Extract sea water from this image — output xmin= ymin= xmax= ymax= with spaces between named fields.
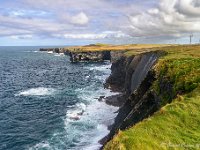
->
xmin=0 ymin=46 xmax=118 ymax=150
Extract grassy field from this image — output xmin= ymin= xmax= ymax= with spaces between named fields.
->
xmin=104 ymin=45 xmax=200 ymax=150
xmin=64 ymin=43 xmax=173 ymax=52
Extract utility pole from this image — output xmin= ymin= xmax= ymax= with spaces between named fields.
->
xmin=190 ymin=34 xmax=193 ymax=44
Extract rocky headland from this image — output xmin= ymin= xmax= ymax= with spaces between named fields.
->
xmin=40 ymin=44 xmax=200 ymax=149
xmin=39 ymin=44 xmax=167 ymax=63
xmin=104 ymin=44 xmax=200 ymax=149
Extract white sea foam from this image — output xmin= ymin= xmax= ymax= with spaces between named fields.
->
xmin=65 ymin=99 xmax=118 ymax=150
xmin=94 ymin=74 xmax=109 ymax=81
xmin=82 ymin=124 xmax=109 ymax=150
xmin=47 ymin=51 xmax=53 ymax=54
xmin=15 ymin=87 xmax=56 ymax=96
xmin=66 ymin=103 xmax=86 ymax=121
xmin=24 ymin=50 xmax=39 ymax=53
xmin=63 ymin=83 xmax=119 ymax=150
xmin=75 ymin=84 xmax=118 ymax=103
xmin=85 ymin=75 xmax=90 ymax=79
xmin=69 ymin=62 xmax=119 ymax=149
xmin=29 ymin=141 xmax=51 ymax=150
xmin=84 ymin=62 xmax=111 ymax=72
xmin=54 ymin=53 xmax=63 ymax=57
xmin=88 ymin=64 xmax=111 ymax=71
xmin=30 ymin=62 xmax=117 ymax=150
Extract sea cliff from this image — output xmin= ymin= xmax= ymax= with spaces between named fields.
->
xmin=102 ymin=50 xmax=166 ymax=145
xmin=104 ymin=45 xmax=200 ymax=149
xmin=39 ymin=44 xmax=169 ymax=63
xmin=40 ymin=44 xmax=200 ymax=149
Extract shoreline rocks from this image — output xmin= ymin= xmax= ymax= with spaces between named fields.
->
xmin=69 ymin=51 xmax=111 ymax=62
xmin=104 ymin=94 xmax=126 ymax=107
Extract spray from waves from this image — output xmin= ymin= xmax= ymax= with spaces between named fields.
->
xmin=15 ymin=87 xmax=56 ymax=96
xmin=29 ymin=96 xmax=117 ymax=150
xmin=75 ymin=83 xmax=118 ymax=103
xmin=29 ymin=62 xmax=118 ymax=150
xmin=66 ymin=103 xmax=86 ymax=121
xmin=84 ymin=62 xmax=112 ymax=82
xmin=23 ymin=51 xmax=39 ymax=53
xmin=63 ymin=62 xmax=119 ymax=149
xmin=62 ymin=85 xmax=119 ymax=150
xmin=31 ymin=142 xmax=51 ymax=150
xmin=85 ymin=63 xmax=111 ymax=72
xmin=54 ymin=53 xmax=65 ymax=57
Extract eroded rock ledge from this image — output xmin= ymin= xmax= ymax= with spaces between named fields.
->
xmin=40 ymin=47 xmax=126 ymax=63
xmin=68 ymin=51 xmax=111 ymax=62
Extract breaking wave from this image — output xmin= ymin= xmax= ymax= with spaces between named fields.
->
xmin=15 ymin=87 xmax=56 ymax=96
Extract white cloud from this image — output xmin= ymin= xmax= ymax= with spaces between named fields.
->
xmin=148 ymin=8 xmax=159 ymax=15
xmin=10 ymin=34 xmax=33 ymax=39
xmin=0 ymin=14 xmax=73 ymax=37
xmin=0 ymin=0 xmax=200 ymax=44
xmin=53 ymin=31 xmax=130 ymax=39
xmin=70 ymin=12 xmax=89 ymax=25
xmin=127 ymin=0 xmax=200 ymax=38
xmin=175 ymin=0 xmax=200 ymax=16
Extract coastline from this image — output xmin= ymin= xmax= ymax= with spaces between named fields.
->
xmin=39 ymin=45 xmax=165 ymax=149
xmin=38 ymin=44 xmax=200 ymax=150
xmin=39 ymin=48 xmax=125 ymax=149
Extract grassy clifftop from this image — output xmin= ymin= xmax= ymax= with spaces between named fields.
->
xmin=64 ymin=43 xmax=172 ymax=52
xmin=104 ymin=45 xmax=200 ymax=150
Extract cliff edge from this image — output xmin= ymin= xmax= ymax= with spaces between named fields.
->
xmin=104 ymin=45 xmax=200 ymax=150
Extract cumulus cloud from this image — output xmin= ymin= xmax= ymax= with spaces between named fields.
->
xmin=175 ymin=0 xmax=200 ymax=17
xmin=127 ymin=0 xmax=200 ymax=38
xmin=0 ymin=0 xmax=199 ymax=44
xmin=70 ymin=12 xmax=89 ymax=25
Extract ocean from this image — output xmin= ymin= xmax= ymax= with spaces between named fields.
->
xmin=0 ymin=46 xmax=118 ymax=150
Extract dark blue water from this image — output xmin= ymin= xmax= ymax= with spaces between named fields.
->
xmin=0 ymin=47 xmax=118 ymax=150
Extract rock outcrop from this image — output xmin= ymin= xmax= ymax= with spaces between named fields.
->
xmin=69 ymin=51 xmax=111 ymax=62
xmin=39 ymin=48 xmax=65 ymax=53
xmin=39 ymin=48 xmax=110 ymax=62
xmin=40 ymin=47 xmax=127 ymax=63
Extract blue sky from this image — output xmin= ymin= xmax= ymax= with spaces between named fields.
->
xmin=0 ymin=0 xmax=200 ymax=46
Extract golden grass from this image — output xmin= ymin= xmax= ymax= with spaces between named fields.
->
xmin=64 ymin=43 xmax=173 ymax=53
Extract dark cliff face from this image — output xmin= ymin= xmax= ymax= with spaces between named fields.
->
xmin=105 ymin=56 xmax=128 ymax=91
xmin=69 ymin=51 xmax=111 ymax=62
xmin=39 ymin=48 xmax=64 ymax=53
xmin=104 ymin=51 xmax=166 ymax=145
xmin=39 ymin=48 xmax=126 ymax=63
xmin=106 ymin=51 xmax=163 ymax=94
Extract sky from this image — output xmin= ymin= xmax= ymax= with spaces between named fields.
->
xmin=0 ymin=0 xmax=200 ymax=46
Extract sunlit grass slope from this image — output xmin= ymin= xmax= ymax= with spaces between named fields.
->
xmin=104 ymin=45 xmax=200 ymax=150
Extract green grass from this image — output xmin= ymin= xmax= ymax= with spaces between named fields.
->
xmin=104 ymin=45 xmax=200 ymax=150
xmin=104 ymin=91 xmax=200 ymax=150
